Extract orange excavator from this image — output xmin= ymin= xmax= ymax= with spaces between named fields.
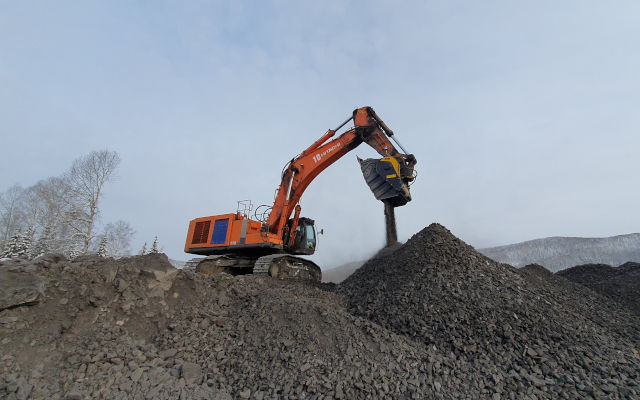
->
xmin=184 ymin=107 xmax=417 ymax=281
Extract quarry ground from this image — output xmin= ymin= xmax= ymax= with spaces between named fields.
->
xmin=1 ymin=224 xmax=639 ymax=399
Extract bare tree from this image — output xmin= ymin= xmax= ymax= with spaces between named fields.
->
xmin=65 ymin=150 xmax=121 ymax=254
xmin=0 ymin=184 xmax=26 ymax=248
xmin=32 ymin=177 xmax=75 ymax=253
xmin=102 ymin=220 xmax=135 ymax=257
xmin=20 ymin=186 xmax=45 ymax=243
xmin=32 ymin=177 xmax=70 ymax=229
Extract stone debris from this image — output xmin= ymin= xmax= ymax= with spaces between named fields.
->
xmin=1 ymin=225 xmax=639 ymax=399
xmin=339 ymin=224 xmax=640 ymax=398
xmin=557 ymin=261 xmax=640 ymax=315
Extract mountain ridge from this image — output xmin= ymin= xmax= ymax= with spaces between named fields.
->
xmin=479 ymin=232 xmax=640 ymax=272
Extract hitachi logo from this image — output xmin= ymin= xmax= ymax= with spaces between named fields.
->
xmin=312 ymin=142 xmax=341 ymax=163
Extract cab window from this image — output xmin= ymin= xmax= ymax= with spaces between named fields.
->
xmin=305 ymin=224 xmax=316 ymax=249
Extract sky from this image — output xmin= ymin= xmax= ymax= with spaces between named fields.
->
xmin=1 ymin=1 xmax=639 ymax=268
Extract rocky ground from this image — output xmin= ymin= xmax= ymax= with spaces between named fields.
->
xmin=557 ymin=262 xmax=640 ymax=316
xmin=1 ymin=224 xmax=639 ymax=399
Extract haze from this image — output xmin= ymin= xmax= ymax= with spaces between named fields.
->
xmin=2 ymin=1 xmax=639 ymax=268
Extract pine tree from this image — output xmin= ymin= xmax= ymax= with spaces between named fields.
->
xmin=21 ymin=229 xmax=33 ymax=259
xmin=1 ymin=232 xmax=29 ymax=259
xmin=32 ymin=224 xmax=53 ymax=259
xmin=65 ymin=240 xmax=81 ymax=259
xmin=97 ymin=235 xmax=108 ymax=257
xmin=150 ymin=236 xmax=160 ymax=254
xmin=1 ymin=232 xmax=20 ymax=259
xmin=68 ymin=247 xmax=81 ymax=259
xmin=139 ymin=242 xmax=147 ymax=255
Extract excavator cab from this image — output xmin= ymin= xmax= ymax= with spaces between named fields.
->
xmin=286 ymin=217 xmax=317 ymax=255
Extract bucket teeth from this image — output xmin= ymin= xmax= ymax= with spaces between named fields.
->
xmin=358 ymin=157 xmax=411 ymax=207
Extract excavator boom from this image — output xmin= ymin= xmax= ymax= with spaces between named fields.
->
xmin=265 ymin=107 xmax=416 ymax=240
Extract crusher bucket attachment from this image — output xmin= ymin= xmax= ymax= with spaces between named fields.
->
xmin=358 ymin=157 xmax=412 ymax=207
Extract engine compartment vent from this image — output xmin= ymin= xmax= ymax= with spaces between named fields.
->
xmin=192 ymin=221 xmax=211 ymax=244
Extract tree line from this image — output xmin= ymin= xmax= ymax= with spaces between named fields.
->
xmin=0 ymin=150 xmax=135 ymax=259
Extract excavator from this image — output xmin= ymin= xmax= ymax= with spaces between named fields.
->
xmin=184 ymin=106 xmax=417 ymax=282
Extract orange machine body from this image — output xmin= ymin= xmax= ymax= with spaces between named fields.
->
xmin=185 ymin=213 xmax=283 ymax=255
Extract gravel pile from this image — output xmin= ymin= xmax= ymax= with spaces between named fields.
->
xmin=1 ymin=253 xmax=442 ymax=399
xmin=2 ymin=224 xmax=639 ymax=399
xmin=339 ymin=224 xmax=640 ymax=399
xmin=557 ymin=262 xmax=640 ymax=316
xmin=0 ymin=254 xmax=189 ymax=400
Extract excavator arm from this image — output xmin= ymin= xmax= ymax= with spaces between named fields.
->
xmin=265 ymin=106 xmax=417 ymax=244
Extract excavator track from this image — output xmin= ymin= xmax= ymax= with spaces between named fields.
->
xmin=195 ymin=255 xmax=256 ymax=275
xmin=193 ymin=254 xmax=322 ymax=282
xmin=253 ymin=254 xmax=322 ymax=282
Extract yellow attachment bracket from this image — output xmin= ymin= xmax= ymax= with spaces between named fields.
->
xmin=380 ymin=156 xmax=401 ymax=176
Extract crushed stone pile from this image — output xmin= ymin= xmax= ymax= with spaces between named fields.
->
xmin=339 ymin=224 xmax=640 ymax=399
xmin=518 ymin=263 xmax=639 ymax=339
xmin=2 ymin=253 xmax=442 ymax=399
xmin=2 ymin=224 xmax=640 ymax=399
xmin=557 ymin=262 xmax=640 ymax=316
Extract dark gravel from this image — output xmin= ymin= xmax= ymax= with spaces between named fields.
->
xmin=1 ymin=254 xmax=441 ymax=399
xmin=557 ymin=262 xmax=640 ymax=316
xmin=2 ymin=224 xmax=639 ymax=399
xmin=339 ymin=223 xmax=640 ymax=399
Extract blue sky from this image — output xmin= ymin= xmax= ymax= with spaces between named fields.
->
xmin=1 ymin=1 xmax=639 ymax=267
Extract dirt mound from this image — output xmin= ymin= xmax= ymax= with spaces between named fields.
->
xmin=557 ymin=262 xmax=640 ymax=315
xmin=1 ymin=253 xmax=441 ymax=399
xmin=339 ymin=223 xmax=640 ymax=398
xmin=0 ymin=253 xmax=186 ymax=399
xmin=519 ymin=263 xmax=554 ymax=277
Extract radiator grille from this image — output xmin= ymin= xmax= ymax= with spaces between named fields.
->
xmin=192 ymin=221 xmax=211 ymax=244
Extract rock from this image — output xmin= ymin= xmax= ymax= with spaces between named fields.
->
xmin=131 ymin=368 xmax=144 ymax=382
xmin=115 ymin=278 xmax=129 ymax=293
xmin=16 ymin=379 xmax=33 ymax=399
xmin=160 ymin=349 xmax=178 ymax=359
xmin=180 ymin=362 xmax=202 ymax=385
xmin=65 ymin=388 xmax=83 ymax=400
xmin=0 ymin=267 xmax=44 ymax=310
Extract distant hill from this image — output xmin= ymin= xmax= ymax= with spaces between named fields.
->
xmin=480 ymin=233 xmax=640 ymax=272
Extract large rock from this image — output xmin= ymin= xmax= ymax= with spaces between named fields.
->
xmin=0 ymin=264 xmax=44 ymax=310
